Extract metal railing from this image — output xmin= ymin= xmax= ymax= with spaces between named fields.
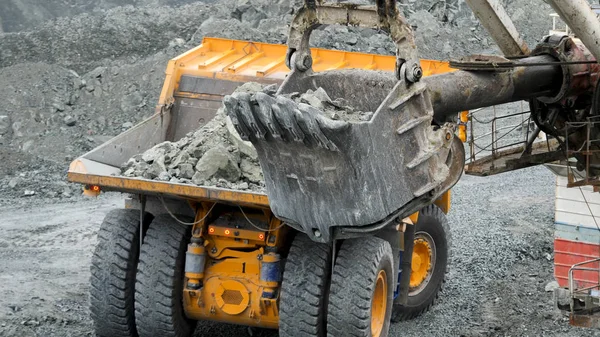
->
xmin=565 ymin=116 xmax=600 ymax=187
xmin=466 ymin=102 xmax=533 ymax=163
xmin=568 ymin=257 xmax=600 ymax=312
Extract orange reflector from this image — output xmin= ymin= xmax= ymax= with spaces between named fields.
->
xmin=224 ymin=229 xmax=231 ymax=235
xmin=460 ymin=111 xmax=469 ymax=123
xmin=209 ymin=227 xmax=215 ymax=234
xmin=83 ymin=184 xmax=101 ymax=197
xmin=458 ymin=125 xmax=467 ymax=142
xmin=259 ymin=234 xmax=265 ymax=240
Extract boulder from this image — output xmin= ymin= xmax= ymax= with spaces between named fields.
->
xmin=194 ymin=146 xmax=241 ymax=181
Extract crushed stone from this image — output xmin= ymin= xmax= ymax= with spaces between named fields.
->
xmin=1 ymin=2 xmax=598 ymax=337
xmin=121 ymin=83 xmax=372 ymax=190
xmin=121 ymin=109 xmax=265 ymax=192
xmin=284 ymin=87 xmax=373 ymax=122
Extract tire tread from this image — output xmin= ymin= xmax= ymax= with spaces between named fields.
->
xmin=391 ymin=204 xmax=450 ymax=322
xmin=135 ymin=214 xmax=196 ymax=337
xmin=327 ymin=237 xmax=394 ymax=337
xmin=279 ymin=234 xmax=331 ymax=337
xmin=90 ymin=209 xmax=146 ymax=337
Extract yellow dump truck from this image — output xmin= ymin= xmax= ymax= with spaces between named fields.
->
xmin=68 ymin=36 xmax=455 ymax=337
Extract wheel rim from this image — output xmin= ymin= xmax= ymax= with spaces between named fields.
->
xmin=409 ymin=232 xmax=436 ymax=296
xmin=371 ymin=270 xmax=387 ymax=337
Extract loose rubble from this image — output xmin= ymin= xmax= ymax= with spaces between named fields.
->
xmin=284 ymin=87 xmax=374 ymax=122
xmin=121 ymin=108 xmax=265 ymax=191
xmin=120 ymin=82 xmax=265 ymax=191
xmin=0 ymin=0 xmax=560 ymax=201
xmin=120 ymin=83 xmax=370 ymax=190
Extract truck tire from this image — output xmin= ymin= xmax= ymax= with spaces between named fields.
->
xmin=90 ymin=208 xmax=152 ymax=337
xmin=135 ymin=215 xmax=197 ymax=337
xmin=327 ymin=237 xmax=394 ymax=337
xmin=391 ymin=205 xmax=450 ymax=322
xmin=279 ymin=233 xmax=331 ymax=337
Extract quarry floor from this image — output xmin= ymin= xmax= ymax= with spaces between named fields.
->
xmin=0 ymin=166 xmax=595 ymax=337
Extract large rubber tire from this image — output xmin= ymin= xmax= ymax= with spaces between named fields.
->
xmin=135 ymin=214 xmax=197 ymax=337
xmin=391 ymin=204 xmax=450 ymax=322
xmin=279 ymin=233 xmax=332 ymax=337
xmin=90 ymin=208 xmax=152 ymax=337
xmin=327 ymin=237 xmax=394 ymax=337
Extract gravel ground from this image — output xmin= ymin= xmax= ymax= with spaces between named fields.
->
xmin=0 ymin=167 xmax=595 ymax=337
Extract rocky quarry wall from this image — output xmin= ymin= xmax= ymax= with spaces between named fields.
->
xmin=0 ymin=0 xmax=573 ymax=200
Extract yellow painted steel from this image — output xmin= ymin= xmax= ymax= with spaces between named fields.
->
xmin=434 ymin=191 xmax=451 ymax=214
xmin=410 ymin=238 xmax=433 ymax=289
xmin=157 ymin=37 xmax=455 ymax=106
xmin=458 ymin=111 xmax=469 ymax=142
xmin=408 ymin=212 xmax=419 ymax=224
xmin=208 ymin=225 xmax=266 ymax=242
xmin=191 ymin=202 xmax=215 ymax=237
xmin=371 ymin=270 xmax=388 ymax=337
xmin=408 ymin=190 xmax=451 ymax=226
xmin=183 ymin=209 xmax=285 ymax=329
xmin=69 ymin=37 xmax=456 ymax=209
xmin=82 ymin=184 xmax=101 ymax=197
xmin=68 ymin=171 xmax=271 ymax=208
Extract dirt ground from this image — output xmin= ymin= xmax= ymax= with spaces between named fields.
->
xmin=0 ymin=166 xmax=596 ymax=337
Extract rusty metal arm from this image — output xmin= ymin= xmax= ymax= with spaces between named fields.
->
xmin=286 ymin=0 xmax=422 ymax=82
xmin=465 ymin=0 xmax=529 ymax=56
xmin=547 ymin=0 xmax=600 ymax=62
xmin=426 ymin=55 xmax=563 ymax=122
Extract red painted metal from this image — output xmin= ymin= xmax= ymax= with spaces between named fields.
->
xmin=554 ymin=238 xmax=600 ymax=288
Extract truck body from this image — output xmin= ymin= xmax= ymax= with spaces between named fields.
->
xmin=69 ymin=36 xmax=454 ymax=334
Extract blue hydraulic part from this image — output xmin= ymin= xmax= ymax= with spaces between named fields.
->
xmin=260 ymin=252 xmax=281 ymax=299
xmin=394 ymin=251 xmax=403 ymax=299
xmin=260 ymin=253 xmax=282 ymax=283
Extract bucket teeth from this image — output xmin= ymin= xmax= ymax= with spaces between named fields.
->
xmin=223 ymin=91 xmax=347 ymax=151
xmin=233 ymin=92 xmax=267 ymax=139
xmin=296 ymin=103 xmax=339 ymax=151
xmin=223 ymin=95 xmax=251 ymax=141
xmin=273 ymin=96 xmax=305 ymax=142
xmin=254 ymin=92 xmax=283 ymax=139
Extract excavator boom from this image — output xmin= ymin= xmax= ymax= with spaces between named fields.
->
xmin=224 ymin=0 xmax=600 ymax=241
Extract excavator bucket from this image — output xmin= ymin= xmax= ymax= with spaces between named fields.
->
xmin=224 ymin=1 xmax=465 ymax=242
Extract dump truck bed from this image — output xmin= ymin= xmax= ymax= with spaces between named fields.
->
xmin=67 ymin=37 xmax=453 ymax=207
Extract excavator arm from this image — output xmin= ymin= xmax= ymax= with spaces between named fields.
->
xmin=223 ymin=0 xmax=600 ymax=242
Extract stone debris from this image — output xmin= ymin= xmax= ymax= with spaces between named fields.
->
xmin=283 ymin=87 xmax=373 ymax=122
xmin=120 ymin=83 xmax=265 ymax=191
xmin=7 ymin=178 xmax=19 ymax=189
xmin=544 ymin=280 xmax=559 ymax=292
xmin=0 ymin=115 xmax=10 ymax=135
xmin=64 ymin=116 xmax=76 ymax=127
xmin=121 ymin=83 xmax=369 ymax=191
xmin=23 ymin=190 xmax=36 ymax=197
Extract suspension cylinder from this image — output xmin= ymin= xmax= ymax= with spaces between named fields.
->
xmin=260 ymin=252 xmax=281 ymax=299
xmin=185 ymin=238 xmax=206 ymax=290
